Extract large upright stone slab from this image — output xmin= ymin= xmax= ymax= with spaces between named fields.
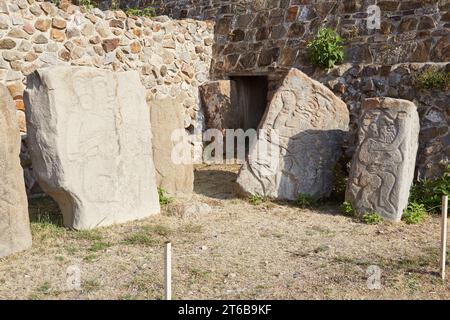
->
xmin=25 ymin=67 xmax=160 ymax=230
xmin=0 ymin=84 xmax=32 ymax=258
xmin=236 ymin=68 xmax=349 ymax=200
xmin=150 ymin=95 xmax=194 ymax=195
xmin=346 ymin=97 xmax=420 ymax=221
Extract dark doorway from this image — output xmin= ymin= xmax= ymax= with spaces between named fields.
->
xmin=229 ymin=76 xmax=268 ymax=130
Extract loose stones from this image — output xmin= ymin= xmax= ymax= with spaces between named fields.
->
xmin=236 ymin=68 xmax=350 ymax=200
xmin=150 ymin=94 xmax=194 ymax=195
xmin=346 ymin=97 xmax=420 ymax=221
xmin=0 ymin=84 xmax=32 ymax=258
xmin=24 ymin=66 xmax=160 ymax=230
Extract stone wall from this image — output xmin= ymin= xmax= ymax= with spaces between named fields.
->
xmin=86 ymin=1 xmax=449 ymax=75
xmin=150 ymin=0 xmax=447 ymax=180
xmin=314 ymin=62 xmax=449 ymax=180
xmin=0 ymin=0 xmax=213 ymax=194
xmin=0 ymin=0 xmax=213 ymax=132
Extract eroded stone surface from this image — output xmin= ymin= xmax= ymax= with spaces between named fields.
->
xmin=0 ymin=84 xmax=32 ymax=258
xmin=199 ymin=80 xmax=231 ymax=131
xmin=150 ymin=95 xmax=194 ymax=195
xmin=25 ymin=66 xmax=160 ymax=230
xmin=346 ymin=97 xmax=420 ymax=221
xmin=236 ymin=68 xmax=349 ymax=200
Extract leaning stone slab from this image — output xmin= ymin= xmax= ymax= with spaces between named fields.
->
xmin=0 ymin=84 xmax=32 ymax=258
xmin=236 ymin=68 xmax=349 ymax=200
xmin=346 ymin=97 xmax=420 ymax=221
xmin=25 ymin=67 xmax=160 ymax=230
xmin=150 ymin=94 xmax=194 ymax=195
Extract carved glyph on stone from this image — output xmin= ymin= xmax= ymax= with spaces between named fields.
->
xmin=0 ymin=84 xmax=32 ymax=258
xmin=25 ymin=67 xmax=160 ymax=230
xmin=346 ymin=97 xmax=420 ymax=221
xmin=150 ymin=94 xmax=194 ymax=195
xmin=236 ymin=68 xmax=349 ymax=200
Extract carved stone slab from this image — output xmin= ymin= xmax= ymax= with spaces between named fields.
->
xmin=150 ymin=94 xmax=194 ymax=195
xmin=25 ymin=67 xmax=160 ymax=230
xmin=0 ymin=84 xmax=32 ymax=258
xmin=236 ymin=68 xmax=350 ymax=200
xmin=346 ymin=97 xmax=420 ymax=221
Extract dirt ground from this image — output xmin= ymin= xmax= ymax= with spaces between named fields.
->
xmin=0 ymin=164 xmax=449 ymax=300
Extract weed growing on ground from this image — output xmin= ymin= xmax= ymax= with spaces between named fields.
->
xmin=362 ymin=212 xmax=383 ymax=225
xmin=158 ymin=187 xmax=172 ymax=205
xmin=403 ymin=202 xmax=428 ymax=225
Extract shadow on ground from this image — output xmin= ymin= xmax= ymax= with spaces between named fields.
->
xmin=194 ymin=167 xmax=239 ymax=200
xmin=28 ymin=196 xmax=63 ymax=226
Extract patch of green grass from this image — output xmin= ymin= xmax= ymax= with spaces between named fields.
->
xmin=123 ymin=232 xmax=157 ymax=246
xmin=158 ymin=187 xmax=172 ymax=205
xmin=65 ymin=245 xmax=79 ymax=255
xmin=144 ymin=224 xmax=172 ymax=237
xmin=125 ymin=7 xmax=156 ymax=17
xmin=83 ymin=253 xmax=98 ymax=262
xmin=295 ymin=194 xmax=317 ymax=208
xmin=313 ymin=245 xmax=330 ymax=253
xmin=29 ymin=197 xmax=65 ymax=240
xmin=402 ymin=202 xmax=428 ymax=225
xmin=83 ymin=278 xmax=100 ymax=293
xmin=188 ymin=267 xmax=210 ymax=280
xmin=340 ymin=201 xmax=354 ymax=216
xmin=409 ymin=165 xmax=450 ymax=214
xmin=414 ymin=67 xmax=450 ymax=90
xmin=72 ymin=230 xmax=103 ymax=241
xmin=179 ymin=223 xmax=203 ymax=234
xmin=248 ymin=193 xmax=266 ymax=205
xmin=79 ymin=0 xmax=94 ymax=10
xmin=37 ymin=281 xmax=51 ymax=294
xmin=361 ymin=212 xmax=383 ymax=225
xmin=89 ymin=241 xmax=111 ymax=252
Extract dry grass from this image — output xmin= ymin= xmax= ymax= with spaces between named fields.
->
xmin=0 ymin=164 xmax=449 ymax=300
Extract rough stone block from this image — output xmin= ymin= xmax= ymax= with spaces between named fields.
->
xmin=0 ymin=84 xmax=32 ymax=258
xmin=150 ymin=95 xmax=194 ymax=195
xmin=25 ymin=67 xmax=160 ymax=230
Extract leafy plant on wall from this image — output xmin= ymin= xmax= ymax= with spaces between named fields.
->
xmin=307 ymin=27 xmax=345 ymax=69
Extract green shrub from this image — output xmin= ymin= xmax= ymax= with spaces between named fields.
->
xmin=158 ymin=187 xmax=172 ymax=205
xmin=295 ymin=194 xmax=317 ymax=208
xmin=307 ymin=28 xmax=345 ymax=69
xmin=414 ymin=67 xmax=450 ymax=90
xmin=125 ymin=7 xmax=156 ymax=17
xmin=402 ymin=202 xmax=428 ymax=225
xmin=79 ymin=0 xmax=93 ymax=10
xmin=409 ymin=165 xmax=450 ymax=214
xmin=248 ymin=194 xmax=265 ymax=206
xmin=340 ymin=201 xmax=354 ymax=216
xmin=362 ymin=212 xmax=383 ymax=225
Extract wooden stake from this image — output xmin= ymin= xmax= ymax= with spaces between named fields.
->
xmin=165 ymin=242 xmax=172 ymax=300
xmin=440 ymin=196 xmax=448 ymax=281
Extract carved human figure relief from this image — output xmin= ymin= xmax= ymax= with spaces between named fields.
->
xmin=236 ymin=68 xmax=349 ymax=200
xmin=25 ymin=67 xmax=160 ymax=230
xmin=346 ymin=98 xmax=420 ymax=221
